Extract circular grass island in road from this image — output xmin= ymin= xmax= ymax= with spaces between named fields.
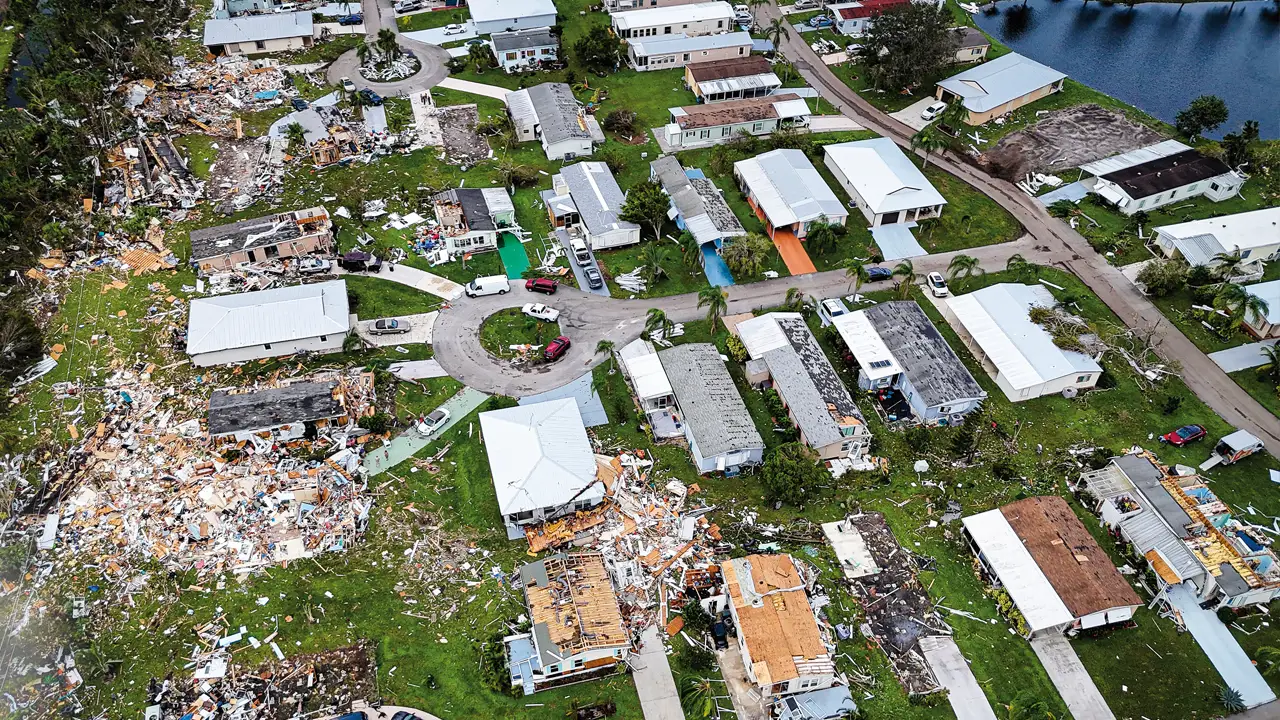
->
xmin=478 ymin=307 xmax=561 ymax=359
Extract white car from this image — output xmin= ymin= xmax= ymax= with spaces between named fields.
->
xmin=523 ymin=303 xmax=560 ymax=323
xmin=920 ymin=101 xmax=948 ymax=122
xmin=415 ymin=408 xmax=450 ymax=437
xmin=926 ymin=272 xmax=949 ymax=298
xmin=341 ymin=76 xmax=356 ymax=93
xmin=443 ymin=23 xmax=466 ymax=35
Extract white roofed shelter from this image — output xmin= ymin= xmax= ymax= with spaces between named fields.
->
xmin=733 ymin=149 xmax=847 ymax=239
xmin=479 ymin=398 xmax=605 ymax=538
xmin=962 ymin=509 xmax=1074 ymax=635
xmin=612 ymin=1 xmax=735 ymax=38
xmin=620 ymin=338 xmax=683 ymax=438
xmin=469 ymin=0 xmax=557 ymax=35
xmin=824 ymin=138 xmax=946 ymax=227
xmin=935 ymin=53 xmax=1065 ymax=126
xmin=942 ymin=284 xmax=1100 ymax=402
xmin=1153 ymin=207 xmax=1280 ymax=273
xmin=186 ymin=280 xmax=350 ymax=367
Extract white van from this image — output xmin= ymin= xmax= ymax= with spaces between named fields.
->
xmin=570 ymin=236 xmax=592 ymax=266
xmin=394 ymin=0 xmax=422 ymax=12
xmin=464 ymin=275 xmax=511 ymax=297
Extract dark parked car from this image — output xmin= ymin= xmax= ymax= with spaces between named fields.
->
xmin=544 ymin=335 xmax=571 ymax=361
xmin=390 ymin=713 xmax=424 ymax=720
xmin=1161 ymin=424 xmax=1207 ymax=446
xmin=867 ymin=266 xmax=893 ymax=281
xmin=337 ymin=13 xmax=363 ymax=25
xmin=340 ymin=250 xmax=382 ymax=273
xmin=584 ymin=266 xmax=603 ymax=289
xmin=711 ymin=621 xmax=729 ymax=650
xmin=525 ymin=277 xmax=558 ymax=295
xmin=290 ymin=97 xmax=309 ymax=111
xmin=358 ymin=88 xmax=383 ymax=106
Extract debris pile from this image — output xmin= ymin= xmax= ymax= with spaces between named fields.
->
xmin=105 ymin=135 xmax=206 ymax=212
xmin=133 ymin=56 xmax=293 ymax=134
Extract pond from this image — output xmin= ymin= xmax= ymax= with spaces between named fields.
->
xmin=973 ymin=0 xmax=1280 ymax=139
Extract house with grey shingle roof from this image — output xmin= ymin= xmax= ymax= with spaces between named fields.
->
xmin=658 ymin=343 xmax=764 ymax=474
xmin=504 ymin=83 xmax=602 ymax=161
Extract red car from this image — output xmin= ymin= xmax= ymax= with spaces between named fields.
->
xmin=1161 ymin=424 xmax=1207 ymax=446
xmin=525 ymin=278 xmax=558 ymax=295
xmin=544 ymin=335 xmax=571 ymax=361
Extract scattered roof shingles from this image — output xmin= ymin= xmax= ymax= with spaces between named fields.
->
xmin=659 ymin=343 xmax=763 ymax=459
xmin=761 ymin=316 xmax=862 ymax=449
xmin=190 ymin=212 xmax=305 ymax=261
xmin=207 ymin=381 xmax=342 ymax=436
xmin=433 ymin=188 xmax=497 ymax=232
xmin=861 ymin=301 xmax=984 ymax=409
xmin=491 ymin=28 xmax=557 ymax=52
xmin=526 ymin=83 xmax=590 ymax=145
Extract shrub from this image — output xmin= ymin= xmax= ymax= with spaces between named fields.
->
xmin=1217 ymin=606 xmax=1237 ymax=625
xmin=725 ymin=334 xmax=748 ymax=363
xmin=357 ymin=412 xmax=394 ymax=434
xmin=1136 ymin=259 xmax=1188 ymax=297
xmin=904 ymin=425 xmax=931 ymax=452
xmin=1160 ymin=394 xmax=1183 ymax=415
xmin=991 ymin=458 xmax=1019 ymax=483
xmin=682 ymin=599 xmax=712 ymax=635
xmin=601 ymin=109 xmax=637 ymax=135
xmin=683 ymin=646 xmax=716 ymax=673
xmin=761 ymin=443 xmax=826 ymax=506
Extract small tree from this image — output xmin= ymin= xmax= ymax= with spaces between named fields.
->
xmin=1257 ymin=345 xmax=1280 ymax=386
xmin=804 ymin=218 xmax=841 ymax=257
xmin=639 ymin=242 xmax=670 ymax=289
xmin=911 ymin=126 xmax=948 ymax=168
xmin=697 ymin=285 xmax=729 ymax=333
xmin=760 ymin=442 xmax=826 ymax=506
xmin=1005 ymin=253 xmax=1035 ymax=282
xmin=721 ymin=233 xmax=772 ymax=278
xmin=284 ymin=121 xmax=308 ymax=153
xmin=1175 ymin=94 xmax=1229 ymax=139
xmin=677 ymin=231 xmax=701 ymax=269
xmin=1135 ymin=259 xmax=1187 ymax=297
xmin=595 ymin=339 xmax=616 ymax=372
xmin=573 ymin=26 xmax=619 ymax=74
xmin=892 ymin=258 xmax=917 ymax=299
xmin=682 ymin=598 xmax=712 ymax=635
xmin=645 ymin=307 xmax=674 ymax=340
xmin=844 ymin=257 xmax=868 ymax=295
xmin=947 ymin=253 xmax=984 ymax=288
xmin=601 ymin=109 xmax=637 ymax=135
xmin=468 ymin=42 xmax=492 ymax=72
xmin=620 ymin=180 xmax=670 ymax=240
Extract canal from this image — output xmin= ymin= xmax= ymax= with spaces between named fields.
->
xmin=973 ymin=0 xmax=1280 ymax=139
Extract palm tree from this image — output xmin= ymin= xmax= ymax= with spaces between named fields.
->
xmin=1215 ymin=283 xmax=1269 ymax=330
xmin=494 ymin=156 xmax=526 ymax=188
xmin=948 ymin=253 xmax=984 ymax=288
xmin=640 ymin=243 xmax=670 ymax=289
xmin=911 ymin=127 xmax=948 ymax=168
xmin=1255 ymin=646 xmax=1280 ymax=676
xmin=938 ymin=100 xmax=968 ymax=136
xmin=1006 ymin=253 xmax=1035 ymax=282
xmin=679 ymin=676 xmax=718 ymax=719
xmin=784 ymin=286 xmax=805 ymax=311
xmin=677 ymin=231 xmax=701 ymax=269
xmin=645 ymin=308 xmax=675 ymax=341
xmin=698 ymin=285 xmax=729 ymax=332
xmin=843 ymin=257 xmax=868 ymax=295
xmin=376 ymin=28 xmax=399 ymax=64
xmin=765 ymin=17 xmax=789 ymax=48
xmin=595 ymin=339 xmax=616 ymax=372
xmin=892 ymin=258 xmax=917 ymax=300
xmin=804 ymin=218 xmax=839 ymax=257
xmin=1257 ymin=346 xmax=1280 ymax=386
xmin=468 ymin=43 xmax=491 ymax=73
xmin=284 ymin=121 xmax=307 ymax=153
xmin=721 ymin=234 xmax=769 ymax=278
xmin=356 ymin=41 xmax=372 ymax=68
xmin=1212 ymin=249 xmax=1246 ymax=281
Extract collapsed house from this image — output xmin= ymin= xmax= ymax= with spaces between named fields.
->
xmin=186 ymin=279 xmax=351 ymax=366
xmin=963 ymin=496 xmax=1143 ymax=636
xmin=207 ymin=373 xmax=373 ymax=444
xmin=189 ymin=206 xmax=333 ymax=273
xmin=104 ymin=135 xmax=204 ymax=211
xmin=734 ymin=312 xmax=872 ymax=460
xmin=479 ymin=398 xmax=606 ymax=539
xmin=723 ymin=553 xmax=837 ymax=699
xmin=430 ymin=188 xmax=517 ymax=254
xmin=505 ymin=552 xmax=630 ymax=695
xmin=1082 ymin=452 xmax=1280 ymax=609
xmin=832 ymin=301 xmax=986 ymax=425
xmin=658 ymin=343 xmax=764 ymax=475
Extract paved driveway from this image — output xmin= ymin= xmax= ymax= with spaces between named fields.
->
xmin=403 ymin=21 xmax=477 ymax=45
xmin=770 ymin=228 xmax=817 ymax=275
xmin=890 ymin=97 xmax=941 ymax=132
xmin=365 ymin=386 xmax=489 ymax=476
xmin=1167 ymin=582 xmax=1276 ymax=708
xmin=354 ymin=311 xmax=437 ymax=347
xmin=717 ymin=645 xmax=767 ymax=720
xmin=919 ymin=636 xmax=997 ymax=720
xmin=632 ymin=626 xmax=683 ymax=720
xmin=555 ymin=230 xmax=611 ymax=297
xmin=1030 ymin=634 xmax=1115 ymax=720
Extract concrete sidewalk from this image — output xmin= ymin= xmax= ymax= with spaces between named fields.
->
xmin=1167 ymin=583 xmax=1276 ymax=708
xmin=632 ymin=626 xmax=683 ymax=720
xmin=919 ymin=636 xmax=997 ymax=720
xmin=337 ymin=263 xmax=465 ymax=301
xmin=1030 ymin=634 xmax=1115 ymax=720
xmin=365 ymin=386 xmax=489 ymax=476
xmin=437 ymin=76 xmax=511 ymax=101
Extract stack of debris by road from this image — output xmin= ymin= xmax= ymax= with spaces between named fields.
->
xmin=823 ymin=512 xmax=949 ymax=696
xmin=33 ymin=370 xmax=379 ymax=596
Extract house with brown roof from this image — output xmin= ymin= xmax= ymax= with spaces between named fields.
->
xmin=504 ymin=552 xmax=630 ymax=695
xmin=724 ymin=554 xmax=836 ymax=698
xmin=663 ymin=93 xmax=811 ymax=150
xmin=685 ymin=55 xmax=783 ymax=103
xmin=962 ymin=496 xmax=1141 ymax=637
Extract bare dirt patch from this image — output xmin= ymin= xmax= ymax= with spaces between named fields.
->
xmin=435 ymin=103 xmax=491 ymax=164
xmin=980 ymin=104 xmax=1165 ymax=180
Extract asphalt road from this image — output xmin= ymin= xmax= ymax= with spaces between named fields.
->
xmin=325 ymin=0 xmax=450 ymax=98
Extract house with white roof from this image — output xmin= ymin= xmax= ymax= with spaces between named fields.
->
xmin=942 ymin=283 xmax=1101 ymax=402
xmin=1079 ymin=140 xmax=1242 ymax=216
xmin=824 ymin=138 xmax=947 ymax=227
xmin=735 ymin=313 xmax=871 ymax=460
xmin=186 ymin=280 xmax=351 ymax=367
xmin=627 ymin=32 xmax=753 ymax=72
xmin=663 ymin=93 xmax=811 ymax=150
xmin=659 ymin=343 xmax=764 ymax=474
xmin=935 ymin=52 xmax=1066 ymax=126
xmin=203 ymin=12 xmax=314 ymax=55
xmin=1153 ymin=207 xmax=1280 ymax=274
xmin=833 ymin=301 xmax=985 ymax=424
xmin=469 ymin=0 xmax=557 ymax=35
xmin=734 ymin=149 xmax=847 ymax=240
xmin=605 ymin=0 xmax=705 ymax=10
xmin=620 ymin=338 xmax=683 ymax=438
xmin=479 ymin=398 xmax=605 ymax=538
xmin=541 ymin=162 xmax=641 ymax=250
xmin=612 ymin=1 xmax=735 ymax=39
xmin=505 ymin=83 xmax=602 ymax=161
xmin=962 ymin=496 xmax=1142 ymax=637
xmin=1242 ymin=280 xmax=1280 ymax=338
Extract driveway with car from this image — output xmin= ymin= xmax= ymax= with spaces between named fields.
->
xmin=890 ymin=97 xmax=945 ymax=132
xmin=554 ymin=230 xmax=611 ymax=297
xmin=354 ymin=311 xmax=438 ymax=347
xmin=402 ymin=20 xmax=478 ymax=45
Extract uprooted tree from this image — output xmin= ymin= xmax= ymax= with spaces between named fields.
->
xmin=1027 ymin=303 xmax=1179 ymax=389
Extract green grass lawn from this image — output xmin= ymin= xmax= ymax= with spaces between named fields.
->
xmin=174 ymin=134 xmax=218 ymax=178
xmin=595 ymin=240 xmax=712 ymax=299
xmin=918 ymin=158 xmax=1024 ymax=252
xmin=346 ymin=274 xmax=445 ymax=318
xmin=0 ymin=22 xmax=20 ymax=76
xmin=479 ymin=307 xmax=561 ymax=357
xmin=398 ymin=7 xmax=470 ymax=32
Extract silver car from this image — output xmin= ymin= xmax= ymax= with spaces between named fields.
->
xmin=368 ymin=318 xmax=412 ymax=335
